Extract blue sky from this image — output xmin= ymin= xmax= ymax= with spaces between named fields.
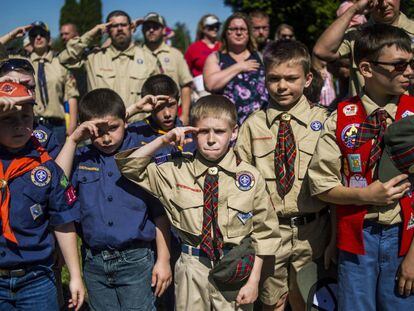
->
xmin=1 ymin=0 xmax=233 ymax=41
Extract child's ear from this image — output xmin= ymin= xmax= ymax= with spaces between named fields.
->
xmin=304 ymin=72 xmax=313 ymax=88
xmin=359 ymin=61 xmax=373 ymax=78
xmin=231 ymin=124 xmax=239 ymax=141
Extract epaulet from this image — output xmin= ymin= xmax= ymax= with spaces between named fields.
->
xmin=154 ymin=150 xmax=193 ymax=165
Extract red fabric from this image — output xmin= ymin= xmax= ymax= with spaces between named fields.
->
xmin=184 ymin=40 xmax=221 ymax=77
xmin=336 ymin=95 xmax=414 ymax=256
xmin=0 ymin=139 xmax=51 ymax=243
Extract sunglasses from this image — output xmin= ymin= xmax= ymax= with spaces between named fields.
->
xmin=29 ymin=29 xmax=49 ymax=38
xmin=205 ymin=24 xmax=220 ymax=31
xmin=370 ymin=59 xmax=414 ymax=72
xmin=0 ymin=59 xmax=35 ymax=76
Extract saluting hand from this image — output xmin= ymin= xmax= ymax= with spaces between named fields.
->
xmin=68 ymin=119 xmax=109 ymax=145
xmin=352 ymin=0 xmax=378 ymax=15
xmin=91 ymin=21 xmax=113 ymax=37
xmin=161 ymin=126 xmax=198 ymax=147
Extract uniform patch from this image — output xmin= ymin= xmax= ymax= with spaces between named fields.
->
xmin=60 ymin=175 xmax=69 ymax=188
xmin=29 ymin=203 xmax=43 ymax=220
xmin=65 ymin=185 xmax=77 ymax=206
xmin=343 ymin=104 xmax=358 ymax=116
xmin=407 ymin=213 xmax=414 ymax=230
xmin=164 ymin=57 xmax=170 ymax=63
xmin=237 ymin=211 xmax=253 ymax=225
xmin=33 ymin=129 xmax=48 ymax=143
xmin=347 ymin=154 xmax=362 ymax=173
xmin=155 ymin=154 xmax=169 ymax=165
xmin=236 ymin=171 xmax=255 ymax=191
xmin=310 ymin=121 xmax=323 ymax=131
xmin=137 ymin=58 xmax=144 ymax=64
xmin=349 ymin=174 xmax=367 ymax=188
xmin=31 ymin=166 xmax=51 ymax=187
xmin=0 ymin=82 xmax=16 ymax=95
xmin=341 ymin=123 xmax=360 ymax=148
xmin=401 ymin=110 xmax=414 ymax=118
xmin=78 ymin=165 xmax=99 ymax=172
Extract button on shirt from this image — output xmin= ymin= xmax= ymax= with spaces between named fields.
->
xmin=71 ymin=127 xmax=165 ymax=251
xmin=0 ymin=142 xmax=80 ymax=268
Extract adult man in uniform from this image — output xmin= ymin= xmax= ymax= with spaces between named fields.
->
xmin=60 ymin=23 xmax=79 ymax=44
xmin=59 ymin=10 xmax=159 ymax=121
xmin=313 ymin=0 xmax=414 ymax=95
xmin=141 ymin=12 xmax=193 ymax=125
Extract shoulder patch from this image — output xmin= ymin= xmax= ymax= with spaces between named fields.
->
xmin=310 ymin=121 xmax=323 ymax=131
xmin=33 ymin=129 xmax=48 ymax=143
xmin=31 ymin=166 xmax=51 ymax=187
xmin=236 ymin=171 xmax=255 ymax=191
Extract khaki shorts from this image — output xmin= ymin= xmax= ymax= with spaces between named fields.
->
xmin=260 ymin=213 xmax=330 ymax=306
xmin=175 ymin=252 xmax=253 ymax=311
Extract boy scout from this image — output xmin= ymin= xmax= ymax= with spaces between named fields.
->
xmin=308 ymin=24 xmax=414 ymax=310
xmin=0 ymin=82 xmax=84 ymax=310
xmin=2 ymin=22 xmax=79 ymax=142
xmin=56 ymin=88 xmax=172 ymax=311
xmin=116 ymin=95 xmax=280 ymax=311
xmin=236 ymin=40 xmax=330 ymax=311
xmin=141 ymin=13 xmax=193 ymax=125
xmin=58 ymin=10 xmax=158 ymax=120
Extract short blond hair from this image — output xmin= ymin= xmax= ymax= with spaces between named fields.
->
xmin=190 ymin=95 xmax=237 ymax=128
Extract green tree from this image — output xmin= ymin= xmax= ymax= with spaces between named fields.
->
xmin=171 ymin=22 xmax=192 ymax=54
xmin=60 ymin=0 xmax=81 ymax=28
xmin=224 ymin=0 xmax=340 ymax=48
xmin=401 ymin=0 xmax=414 ymax=19
xmin=79 ymin=0 xmax=102 ymax=35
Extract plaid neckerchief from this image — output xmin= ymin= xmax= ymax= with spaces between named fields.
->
xmin=274 ymin=113 xmax=296 ymax=199
xmin=354 ymin=109 xmax=388 ymax=170
xmin=200 ymin=168 xmax=223 ymax=261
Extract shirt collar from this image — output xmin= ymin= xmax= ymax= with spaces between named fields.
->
xmin=193 ymin=148 xmax=237 ymax=178
xmin=108 ymin=43 xmax=135 ymax=60
xmin=0 ymin=138 xmax=40 ymax=159
xmin=30 ymin=50 xmax=54 ymax=63
xmin=359 ymin=90 xmax=399 ymax=119
xmin=144 ymin=42 xmax=170 ymax=55
xmin=266 ymin=95 xmax=311 ymax=127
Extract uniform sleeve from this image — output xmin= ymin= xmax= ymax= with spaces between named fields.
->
xmin=234 ymin=122 xmax=254 ymax=165
xmin=48 ymin=162 xmax=80 ymax=227
xmin=63 ymin=69 xmax=79 ymax=100
xmin=308 ymin=112 xmax=343 ymax=196
xmin=45 ymin=131 xmax=62 ymax=159
xmin=176 ymin=50 xmax=193 ymax=87
xmin=337 ymin=28 xmax=355 ymax=58
xmin=58 ymin=31 xmax=95 ymax=68
xmin=251 ymin=173 xmax=281 ymax=256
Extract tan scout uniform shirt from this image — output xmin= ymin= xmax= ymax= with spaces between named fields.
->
xmin=58 ymin=30 xmax=159 ymax=109
xmin=143 ymin=42 xmax=193 ymax=88
xmin=115 ymin=149 xmax=281 ymax=256
xmin=26 ymin=51 xmax=79 ymax=119
xmin=236 ymin=96 xmax=329 ymax=217
xmin=338 ymin=12 xmax=414 ymax=96
xmin=308 ymin=92 xmax=402 ymax=225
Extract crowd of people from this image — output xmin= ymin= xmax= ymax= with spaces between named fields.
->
xmin=1 ymin=0 xmax=414 ymax=310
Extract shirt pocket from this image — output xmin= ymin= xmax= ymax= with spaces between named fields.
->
xmin=95 ymin=69 xmax=116 ymax=88
xmin=77 ymin=170 xmax=100 ymax=184
xmin=169 ymin=190 xmax=203 ymax=236
xmin=20 ymin=186 xmax=49 ymax=228
xmin=298 ymin=141 xmax=316 ymax=180
xmin=252 ymin=138 xmax=276 ymax=179
xmin=227 ymin=194 xmax=254 ymax=238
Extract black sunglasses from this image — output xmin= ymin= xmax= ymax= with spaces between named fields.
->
xmin=29 ymin=28 xmax=49 ymax=38
xmin=205 ymin=23 xmax=220 ymax=31
xmin=0 ymin=58 xmax=35 ymax=76
xmin=370 ymin=59 xmax=414 ymax=72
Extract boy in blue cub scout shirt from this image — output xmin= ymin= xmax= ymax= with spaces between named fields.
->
xmin=0 ymin=83 xmax=84 ymax=311
xmin=56 ymin=88 xmax=172 ymax=311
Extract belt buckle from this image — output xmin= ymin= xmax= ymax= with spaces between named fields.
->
xmin=10 ymin=269 xmax=26 ymax=277
xmin=101 ymin=249 xmax=120 ymax=261
xmin=290 ymin=216 xmax=299 ymax=227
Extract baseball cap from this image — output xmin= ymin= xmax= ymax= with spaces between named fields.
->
xmin=378 ymin=115 xmax=414 ymax=183
xmin=143 ymin=12 xmax=166 ymax=27
xmin=203 ymin=16 xmax=220 ymax=27
xmin=28 ymin=21 xmax=50 ymax=37
xmin=0 ymin=58 xmax=35 ymax=76
xmin=0 ymin=82 xmax=35 ymax=104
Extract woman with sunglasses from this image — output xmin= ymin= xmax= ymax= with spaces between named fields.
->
xmin=203 ymin=13 xmax=267 ymax=125
xmin=184 ymin=14 xmax=221 ymax=97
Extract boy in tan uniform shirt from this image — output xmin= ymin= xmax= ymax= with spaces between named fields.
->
xmin=116 ymin=95 xmax=280 ymax=311
xmin=236 ymin=40 xmax=331 ymax=311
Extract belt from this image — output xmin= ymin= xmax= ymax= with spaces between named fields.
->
xmin=87 ymin=240 xmax=150 ymax=257
xmin=279 ymin=209 xmax=329 ymax=227
xmin=0 ymin=268 xmax=27 ymax=277
xmin=181 ymin=244 xmax=230 ymax=258
xmin=35 ymin=116 xmax=65 ymax=127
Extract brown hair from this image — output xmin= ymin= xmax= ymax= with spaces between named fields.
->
xmin=275 ymin=24 xmax=295 ymax=40
xmin=196 ymin=14 xmax=220 ymax=41
xmin=190 ymin=95 xmax=237 ymax=128
xmin=220 ymin=12 xmax=257 ymax=53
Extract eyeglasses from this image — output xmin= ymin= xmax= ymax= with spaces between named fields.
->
xmin=110 ymin=23 xmax=129 ymax=29
xmin=227 ymin=27 xmax=248 ymax=34
xmin=370 ymin=59 xmax=414 ymax=72
xmin=0 ymin=59 xmax=35 ymax=76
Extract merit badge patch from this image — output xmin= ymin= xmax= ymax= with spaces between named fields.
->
xmin=310 ymin=121 xmax=323 ymax=131
xmin=60 ymin=175 xmax=69 ymax=188
xmin=343 ymin=104 xmax=358 ymax=116
xmin=349 ymin=174 xmax=367 ymax=188
xmin=33 ymin=129 xmax=48 ymax=143
xmin=29 ymin=203 xmax=43 ymax=220
xmin=347 ymin=154 xmax=362 ymax=173
xmin=341 ymin=123 xmax=360 ymax=148
xmin=407 ymin=213 xmax=414 ymax=230
xmin=31 ymin=166 xmax=51 ymax=187
xmin=237 ymin=211 xmax=253 ymax=225
xmin=65 ymin=185 xmax=77 ymax=206
xmin=236 ymin=171 xmax=255 ymax=191
xmin=401 ymin=110 xmax=414 ymax=118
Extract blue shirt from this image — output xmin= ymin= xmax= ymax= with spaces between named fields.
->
xmin=0 ymin=141 xmax=80 ymax=268
xmin=33 ymin=123 xmax=62 ymax=159
xmin=72 ymin=124 xmax=165 ymax=251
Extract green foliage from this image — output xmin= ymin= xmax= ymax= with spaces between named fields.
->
xmin=171 ymin=22 xmax=192 ymax=54
xmin=59 ymin=0 xmax=102 ymax=35
xmin=60 ymin=0 xmax=80 ymax=27
xmin=224 ymin=0 xmax=341 ymax=48
xmin=401 ymin=0 xmax=414 ymax=19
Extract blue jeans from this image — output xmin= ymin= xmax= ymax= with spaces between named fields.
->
xmin=0 ymin=265 xmax=58 ymax=311
xmin=83 ymin=246 xmax=156 ymax=311
xmin=338 ymin=222 xmax=414 ymax=311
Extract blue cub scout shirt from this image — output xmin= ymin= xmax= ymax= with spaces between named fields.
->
xmin=72 ymin=124 xmax=165 ymax=251
xmin=33 ymin=123 xmax=62 ymax=159
xmin=0 ymin=142 xmax=80 ymax=268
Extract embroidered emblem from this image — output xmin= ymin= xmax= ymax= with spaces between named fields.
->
xmin=341 ymin=123 xmax=360 ymax=148
xmin=164 ymin=57 xmax=170 ymax=63
xmin=343 ymin=104 xmax=358 ymax=116
xmin=33 ymin=129 xmax=48 ymax=143
xmin=349 ymin=174 xmax=367 ymax=188
xmin=347 ymin=154 xmax=362 ymax=173
xmin=236 ymin=171 xmax=255 ymax=191
xmin=60 ymin=175 xmax=69 ymax=188
xmin=78 ymin=165 xmax=99 ymax=172
xmin=0 ymin=83 xmax=16 ymax=95
xmin=310 ymin=121 xmax=323 ymax=131
xmin=137 ymin=58 xmax=144 ymax=64
xmin=31 ymin=166 xmax=51 ymax=187
xmin=65 ymin=185 xmax=77 ymax=205
xmin=237 ymin=211 xmax=253 ymax=225
xmin=29 ymin=204 xmax=43 ymax=220
xmin=401 ymin=110 xmax=414 ymax=118
xmin=407 ymin=213 xmax=414 ymax=230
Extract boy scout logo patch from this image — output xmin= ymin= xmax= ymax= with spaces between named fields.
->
xmin=341 ymin=123 xmax=360 ymax=148
xmin=347 ymin=154 xmax=362 ymax=173
xmin=407 ymin=213 xmax=414 ymax=230
xmin=0 ymin=83 xmax=16 ymax=95
xmin=29 ymin=204 xmax=43 ymax=220
xmin=31 ymin=166 xmax=51 ymax=187
xmin=310 ymin=121 xmax=323 ymax=131
xmin=33 ymin=129 xmax=48 ymax=143
xmin=237 ymin=211 xmax=253 ymax=225
xmin=401 ymin=110 xmax=414 ymax=118
xmin=236 ymin=171 xmax=255 ymax=191
xmin=343 ymin=104 xmax=358 ymax=116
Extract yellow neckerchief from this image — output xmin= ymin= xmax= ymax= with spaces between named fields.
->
xmin=144 ymin=118 xmax=183 ymax=151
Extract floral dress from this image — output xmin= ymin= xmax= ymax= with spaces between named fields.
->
xmin=218 ymin=51 xmax=268 ymax=125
